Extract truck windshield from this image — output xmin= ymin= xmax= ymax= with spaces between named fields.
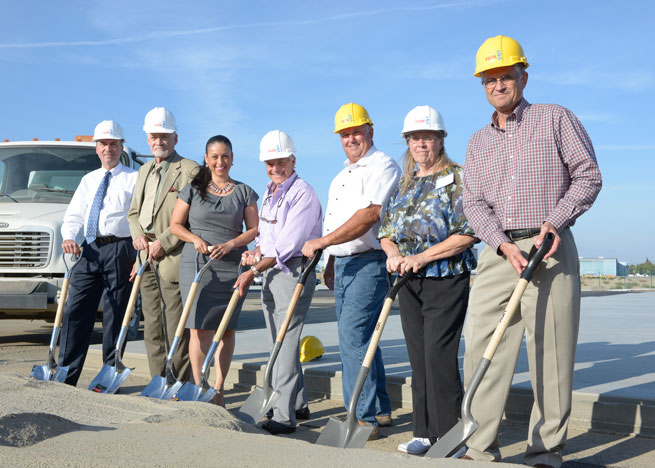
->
xmin=0 ymin=146 xmax=128 ymax=204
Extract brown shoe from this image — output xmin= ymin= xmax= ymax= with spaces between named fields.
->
xmin=460 ymin=455 xmax=475 ymax=460
xmin=375 ymin=414 xmax=392 ymax=427
xmin=358 ymin=420 xmax=380 ymax=441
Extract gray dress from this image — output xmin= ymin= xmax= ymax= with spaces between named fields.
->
xmin=178 ymin=181 xmax=258 ymax=330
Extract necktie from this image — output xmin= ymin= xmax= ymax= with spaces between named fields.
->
xmin=139 ymin=163 xmax=162 ymax=231
xmin=86 ymin=171 xmax=111 ymax=244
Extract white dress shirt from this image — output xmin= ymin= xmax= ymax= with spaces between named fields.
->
xmin=324 ymin=146 xmax=400 ymax=257
xmin=61 ymin=163 xmax=138 ymax=242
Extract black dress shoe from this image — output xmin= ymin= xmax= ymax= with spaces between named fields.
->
xmin=262 ymin=420 xmax=296 ymax=435
xmin=295 ymin=407 xmax=310 ymax=420
xmin=266 ymin=407 xmax=310 ymax=420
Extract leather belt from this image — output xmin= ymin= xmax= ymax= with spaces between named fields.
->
xmin=145 ymin=233 xmax=157 ymax=241
xmin=505 ymin=228 xmax=541 ymax=241
xmin=95 ymin=236 xmax=129 ymax=244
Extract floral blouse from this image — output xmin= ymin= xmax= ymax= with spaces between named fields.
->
xmin=378 ymin=165 xmax=477 ymax=277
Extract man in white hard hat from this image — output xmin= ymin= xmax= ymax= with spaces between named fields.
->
xmin=128 ymin=107 xmax=198 ymax=381
xmin=302 ymin=103 xmax=401 ymax=440
xmin=236 ymin=130 xmax=322 ymax=435
xmin=59 ymin=120 xmax=138 ymax=386
xmin=461 ymin=35 xmax=602 ymax=467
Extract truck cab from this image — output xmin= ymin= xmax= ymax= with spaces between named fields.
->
xmin=0 ymin=138 xmax=143 ymax=319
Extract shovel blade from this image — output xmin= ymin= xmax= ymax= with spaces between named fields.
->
xmin=88 ymin=364 xmax=132 ymax=394
xmin=424 ymin=418 xmax=479 ymax=458
xmin=175 ymin=382 xmax=204 ymax=402
xmin=162 ymin=381 xmax=184 ymax=400
xmin=238 ymin=386 xmax=281 ymax=425
xmin=140 ymin=375 xmax=168 ymax=399
xmin=316 ymin=416 xmax=372 ymax=449
xmin=31 ymin=364 xmax=69 ymax=383
xmin=198 ymin=387 xmax=217 ymax=403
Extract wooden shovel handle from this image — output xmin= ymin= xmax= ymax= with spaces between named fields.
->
xmin=275 ymin=283 xmax=303 ymax=343
xmin=120 ymin=274 xmax=145 ymax=328
xmin=212 ymin=289 xmax=242 ymax=343
xmin=53 ymin=277 xmax=71 ymax=329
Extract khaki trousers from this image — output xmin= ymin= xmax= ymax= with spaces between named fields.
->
xmin=139 ymin=264 xmax=191 ymax=381
xmin=463 ymin=229 xmax=580 ymax=468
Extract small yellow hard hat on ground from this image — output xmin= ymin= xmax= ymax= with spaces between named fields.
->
xmin=300 ymin=335 xmax=324 ymax=362
xmin=334 ymin=102 xmax=373 ymax=134
xmin=474 ymin=35 xmax=529 ymax=77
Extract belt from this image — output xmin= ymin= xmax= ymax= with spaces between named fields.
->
xmin=504 ymin=228 xmax=541 ymax=241
xmin=95 ymin=236 xmax=129 ymax=244
xmin=335 ymin=248 xmax=377 ymax=258
xmin=145 ymin=233 xmax=157 ymax=241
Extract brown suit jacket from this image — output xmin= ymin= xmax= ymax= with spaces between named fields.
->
xmin=128 ymin=152 xmax=199 ymax=282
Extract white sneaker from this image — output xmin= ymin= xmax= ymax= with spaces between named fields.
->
xmin=450 ymin=445 xmax=468 ymax=459
xmin=397 ymin=437 xmax=432 ymax=454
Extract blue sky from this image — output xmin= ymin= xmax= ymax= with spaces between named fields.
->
xmin=1 ymin=1 xmax=653 ymax=264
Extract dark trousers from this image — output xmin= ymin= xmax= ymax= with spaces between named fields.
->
xmin=58 ymin=238 xmax=136 ymax=386
xmin=398 ymin=273 xmax=469 ymax=441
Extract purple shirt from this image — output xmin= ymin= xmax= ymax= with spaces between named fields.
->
xmin=256 ymin=172 xmax=323 ymax=273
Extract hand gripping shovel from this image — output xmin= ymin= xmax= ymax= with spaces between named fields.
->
xmin=238 ymin=250 xmax=323 ymax=424
xmin=174 ymin=279 xmax=244 ymax=403
xmin=31 ymin=250 xmax=82 ymax=382
xmin=316 ymin=271 xmax=414 ymax=448
xmin=140 ymin=252 xmax=214 ymax=399
xmin=88 ymin=256 xmax=149 ymax=394
xmin=426 ymin=233 xmax=554 ymax=458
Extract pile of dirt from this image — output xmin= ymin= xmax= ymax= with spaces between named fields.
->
xmin=0 ymin=372 xmax=507 ymax=468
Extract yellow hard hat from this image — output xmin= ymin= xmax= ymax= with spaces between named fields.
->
xmin=299 ymin=335 xmax=324 ymax=363
xmin=334 ymin=102 xmax=373 ymax=134
xmin=474 ymin=35 xmax=529 ymax=77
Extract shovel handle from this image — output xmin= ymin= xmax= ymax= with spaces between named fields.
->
xmin=274 ymin=250 xmax=322 ymax=343
xmin=53 ymin=251 xmax=83 ymax=329
xmin=120 ymin=257 xmax=148 ymax=328
xmin=481 ymin=233 xmax=554 ymax=362
xmin=212 ymin=289 xmax=242 ymax=343
xmin=174 ymin=252 xmax=216 ymax=338
xmin=361 ymin=272 xmax=413 ymax=369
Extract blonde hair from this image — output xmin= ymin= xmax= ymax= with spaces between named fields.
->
xmin=399 ymin=131 xmax=456 ymax=194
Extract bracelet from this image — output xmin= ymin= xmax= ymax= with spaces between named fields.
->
xmin=250 ymin=265 xmax=262 ymax=277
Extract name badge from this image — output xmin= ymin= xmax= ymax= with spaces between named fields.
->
xmin=435 ymin=173 xmax=454 ymax=189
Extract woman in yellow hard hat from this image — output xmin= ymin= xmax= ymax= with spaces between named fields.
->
xmin=379 ymin=106 xmax=478 ymax=455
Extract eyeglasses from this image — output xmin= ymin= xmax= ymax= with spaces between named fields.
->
xmin=482 ymin=74 xmax=517 ymax=89
xmin=408 ymin=134 xmax=437 ymax=143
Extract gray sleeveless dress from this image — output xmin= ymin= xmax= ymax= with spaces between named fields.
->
xmin=178 ymin=181 xmax=258 ymax=330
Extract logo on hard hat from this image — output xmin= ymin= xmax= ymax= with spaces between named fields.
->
xmin=155 ymin=120 xmax=165 ymax=128
xmin=340 ymin=114 xmax=354 ymax=124
xmin=484 ymin=49 xmax=502 ymax=63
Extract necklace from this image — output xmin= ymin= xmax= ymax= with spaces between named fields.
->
xmin=208 ymin=180 xmax=235 ymax=194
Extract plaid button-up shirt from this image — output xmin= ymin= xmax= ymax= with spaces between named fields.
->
xmin=462 ymin=99 xmax=602 ymax=252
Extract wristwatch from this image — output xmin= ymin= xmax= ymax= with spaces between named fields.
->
xmin=250 ymin=265 xmax=262 ymax=277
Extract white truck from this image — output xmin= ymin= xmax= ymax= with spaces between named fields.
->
xmin=0 ymin=137 xmax=143 ymax=320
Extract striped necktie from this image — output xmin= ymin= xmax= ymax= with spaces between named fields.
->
xmin=86 ymin=170 xmax=111 ymax=244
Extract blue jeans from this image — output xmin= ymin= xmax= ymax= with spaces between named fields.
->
xmin=334 ymin=249 xmax=392 ymax=423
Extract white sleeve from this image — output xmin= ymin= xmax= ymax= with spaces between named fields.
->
xmin=60 ymin=177 xmax=89 ymax=241
xmin=362 ymin=158 xmax=401 ymax=207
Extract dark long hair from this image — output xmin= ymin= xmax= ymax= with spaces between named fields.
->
xmin=191 ymin=135 xmax=233 ymax=200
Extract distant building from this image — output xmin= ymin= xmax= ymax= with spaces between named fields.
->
xmin=579 ymin=257 xmax=629 ymax=277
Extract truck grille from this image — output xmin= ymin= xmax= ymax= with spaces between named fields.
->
xmin=0 ymin=231 xmax=51 ymax=268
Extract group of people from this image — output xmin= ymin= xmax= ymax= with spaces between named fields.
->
xmin=58 ymin=34 xmax=601 ymax=468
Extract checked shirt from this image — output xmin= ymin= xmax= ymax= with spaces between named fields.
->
xmin=462 ymin=98 xmax=602 ymax=251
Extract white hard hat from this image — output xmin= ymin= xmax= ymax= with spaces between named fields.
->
xmin=143 ymin=107 xmax=177 ymax=134
xmin=401 ymin=105 xmax=447 ymax=138
xmin=93 ymin=120 xmax=125 ymax=141
xmin=259 ymin=130 xmax=296 ymax=161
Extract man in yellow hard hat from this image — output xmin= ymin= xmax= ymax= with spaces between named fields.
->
xmin=461 ymin=35 xmax=602 ymax=467
xmin=302 ymin=103 xmax=401 ymax=440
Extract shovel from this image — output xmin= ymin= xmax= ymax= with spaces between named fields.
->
xmin=238 ymin=250 xmax=322 ymax=424
xmin=174 ymin=284 xmax=243 ymax=403
xmin=425 ymin=232 xmax=554 ymax=458
xmin=88 ymin=255 xmax=149 ymax=394
xmin=316 ymin=271 xmax=414 ymax=448
xmin=31 ymin=250 xmax=82 ymax=382
xmin=140 ymin=251 xmax=214 ymax=399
